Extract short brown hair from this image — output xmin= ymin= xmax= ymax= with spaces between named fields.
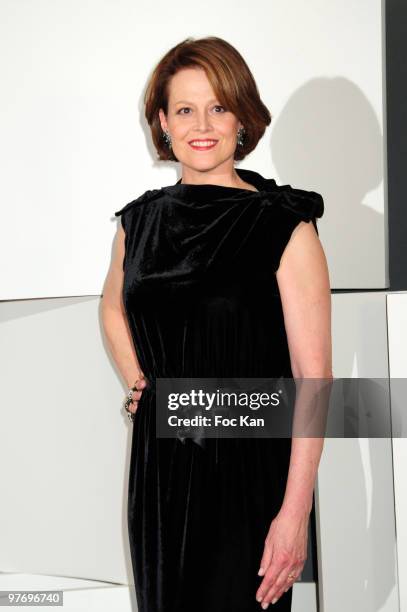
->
xmin=144 ymin=37 xmax=272 ymax=162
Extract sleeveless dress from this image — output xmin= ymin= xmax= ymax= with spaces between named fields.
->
xmin=114 ymin=168 xmax=324 ymax=612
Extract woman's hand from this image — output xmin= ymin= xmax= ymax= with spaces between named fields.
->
xmin=127 ymin=374 xmax=148 ymax=417
xmin=255 ymin=507 xmax=309 ymax=608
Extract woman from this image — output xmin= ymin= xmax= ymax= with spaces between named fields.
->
xmin=102 ymin=36 xmax=332 ymax=612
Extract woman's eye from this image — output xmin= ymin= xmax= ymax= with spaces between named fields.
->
xmin=176 ymin=105 xmax=226 ymax=115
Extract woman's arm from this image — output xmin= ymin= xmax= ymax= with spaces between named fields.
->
xmin=256 ymin=220 xmax=332 ymax=608
xmin=278 ymin=219 xmax=332 ymax=516
xmin=101 ymin=224 xmax=146 ymax=406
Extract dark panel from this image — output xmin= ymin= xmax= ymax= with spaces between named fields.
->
xmin=386 ymin=0 xmax=407 ymax=289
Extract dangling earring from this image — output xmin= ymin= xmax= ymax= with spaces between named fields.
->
xmin=237 ymin=127 xmax=245 ymax=147
xmin=162 ymin=130 xmax=172 ymax=149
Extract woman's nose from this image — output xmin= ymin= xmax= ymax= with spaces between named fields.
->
xmin=194 ymin=111 xmax=212 ymax=131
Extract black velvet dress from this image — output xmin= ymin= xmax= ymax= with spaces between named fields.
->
xmin=114 ymin=168 xmax=324 ymax=612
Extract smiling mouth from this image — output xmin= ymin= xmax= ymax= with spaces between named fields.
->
xmin=189 ymin=140 xmax=218 ymax=150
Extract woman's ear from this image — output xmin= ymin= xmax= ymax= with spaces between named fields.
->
xmin=158 ymin=108 xmax=167 ymax=132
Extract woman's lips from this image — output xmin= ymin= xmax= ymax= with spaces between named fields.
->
xmin=188 ymin=140 xmax=218 ymax=151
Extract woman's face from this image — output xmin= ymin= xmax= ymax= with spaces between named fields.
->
xmin=159 ymin=67 xmax=243 ymax=174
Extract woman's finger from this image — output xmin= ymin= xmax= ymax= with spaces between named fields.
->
xmin=128 ymin=378 xmax=148 ymax=414
xmin=260 ymin=565 xmax=299 ymax=607
xmin=257 ymin=536 xmax=273 ymax=577
xmin=256 ymin=551 xmax=289 ymax=605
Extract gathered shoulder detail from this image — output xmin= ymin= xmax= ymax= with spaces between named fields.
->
xmin=265 ymin=183 xmax=324 ymax=221
xmin=263 ymin=184 xmax=325 ymax=273
xmin=114 ymin=188 xmax=163 ymax=217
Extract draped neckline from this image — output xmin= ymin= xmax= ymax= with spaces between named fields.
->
xmin=114 ymin=168 xmax=324 ymax=222
xmin=161 ymin=168 xmax=278 ymax=203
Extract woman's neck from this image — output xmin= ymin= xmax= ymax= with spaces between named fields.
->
xmin=180 ymin=167 xmax=258 ymax=191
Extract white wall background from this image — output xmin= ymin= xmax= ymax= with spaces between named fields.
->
xmin=315 ymin=292 xmax=399 ymax=612
xmin=0 ymin=0 xmax=387 ymax=299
